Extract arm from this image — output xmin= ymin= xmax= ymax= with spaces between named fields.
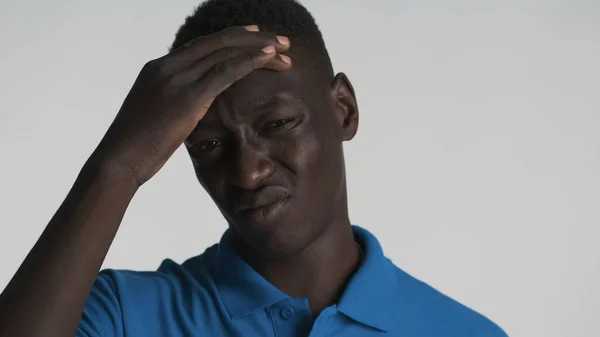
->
xmin=0 ymin=25 xmax=290 ymax=337
xmin=0 ymin=159 xmax=137 ymax=337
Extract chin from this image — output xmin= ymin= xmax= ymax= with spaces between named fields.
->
xmin=230 ymin=213 xmax=324 ymax=259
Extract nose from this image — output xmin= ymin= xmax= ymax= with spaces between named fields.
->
xmin=229 ymin=143 xmax=275 ymax=190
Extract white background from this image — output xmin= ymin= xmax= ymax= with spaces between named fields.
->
xmin=1 ymin=1 xmax=599 ymax=336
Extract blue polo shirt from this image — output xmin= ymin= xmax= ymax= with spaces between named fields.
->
xmin=77 ymin=226 xmax=508 ymax=337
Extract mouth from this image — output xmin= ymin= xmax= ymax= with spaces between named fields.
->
xmin=235 ymin=194 xmax=291 ymax=222
xmin=237 ymin=194 xmax=290 ymax=212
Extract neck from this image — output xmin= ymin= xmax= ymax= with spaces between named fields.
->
xmin=243 ymin=212 xmax=360 ymax=316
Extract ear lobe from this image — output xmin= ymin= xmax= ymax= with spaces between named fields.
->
xmin=329 ymin=72 xmax=359 ymax=141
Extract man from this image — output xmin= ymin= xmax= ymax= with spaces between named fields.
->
xmin=0 ymin=0 xmax=508 ymax=336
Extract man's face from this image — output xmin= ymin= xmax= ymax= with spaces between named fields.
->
xmin=184 ymin=58 xmax=358 ymax=256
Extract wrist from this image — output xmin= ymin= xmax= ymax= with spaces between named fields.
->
xmin=81 ymin=155 xmax=140 ymax=195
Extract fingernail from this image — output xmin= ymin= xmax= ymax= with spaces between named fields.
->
xmin=276 ymin=35 xmax=290 ymax=46
xmin=279 ymin=54 xmax=292 ymax=64
xmin=245 ymin=25 xmax=259 ymax=32
xmin=261 ymin=45 xmax=276 ymax=54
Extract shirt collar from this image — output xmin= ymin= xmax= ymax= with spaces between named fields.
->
xmin=214 ymin=231 xmax=289 ymax=318
xmin=337 ymin=225 xmax=398 ymax=331
xmin=213 ymin=225 xmax=398 ymax=331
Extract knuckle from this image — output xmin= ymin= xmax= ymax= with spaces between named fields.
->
xmin=221 ymin=46 xmax=238 ymax=58
xmin=255 ymin=32 xmax=277 ymax=46
xmin=214 ymin=61 xmax=233 ymax=77
xmin=214 ymin=61 xmax=242 ymax=82
xmin=249 ymin=52 xmax=264 ymax=69
xmin=213 ymin=29 xmax=229 ymax=47
xmin=144 ymin=58 xmax=169 ymax=78
xmin=224 ymin=26 xmax=242 ymax=36
xmin=213 ymin=26 xmax=244 ymax=47
xmin=162 ymin=73 xmax=181 ymax=91
xmin=264 ymin=34 xmax=279 ymax=45
xmin=180 ymin=37 xmax=198 ymax=49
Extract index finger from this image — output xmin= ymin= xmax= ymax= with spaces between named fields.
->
xmin=169 ymin=25 xmax=290 ymax=67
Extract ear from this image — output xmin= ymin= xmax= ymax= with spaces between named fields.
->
xmin=328 ymin=72 xmax=359 ymax=141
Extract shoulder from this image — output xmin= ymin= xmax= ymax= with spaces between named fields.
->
xmin=79 ymin=245 xmax=221 ymax=336
xmin=86 ymin=243 xmax=221 ymax=315
xmin=388 ymin=260 xmax=508 ymax=337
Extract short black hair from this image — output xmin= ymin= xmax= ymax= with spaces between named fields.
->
xmin=171 ymin=0 xmax=333 ymax=78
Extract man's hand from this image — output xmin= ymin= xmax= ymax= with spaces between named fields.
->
xmin=0 ymin=25 xmax=291 ymax=337
xmin=94 ymin=25 xmax=291 ymax=186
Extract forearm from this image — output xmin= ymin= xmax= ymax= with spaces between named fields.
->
xmin=0 ymin=158 xmax=138 ymax=337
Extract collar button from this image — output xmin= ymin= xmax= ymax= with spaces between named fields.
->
xmin=280 ymin=307 xmax=295 ymax=320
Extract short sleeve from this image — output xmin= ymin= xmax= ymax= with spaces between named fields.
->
xmin=77 ymin=271 xmax=124 ymax=337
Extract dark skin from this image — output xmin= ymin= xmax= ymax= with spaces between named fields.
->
xmin=185 ymin=50 xmax=360 ymax=313
xmin=0 ymin=24 xmax=359 ymax=337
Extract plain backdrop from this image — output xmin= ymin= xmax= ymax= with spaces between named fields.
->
xmin=1 ymin=1 xmax=599 ymax=336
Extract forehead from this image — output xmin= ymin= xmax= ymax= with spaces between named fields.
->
xmin=227 ymin=66 xmax=304 ymax=104
xmin=200 ymin=62 xmax=323 ymax=126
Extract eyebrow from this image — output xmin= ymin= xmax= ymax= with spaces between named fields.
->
xmin=192 ymin=92 xmax=303 ymax=134
xmin=246 ymin=92 xmax=300 ymax=112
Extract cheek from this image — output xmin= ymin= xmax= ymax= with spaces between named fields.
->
xmin=277 ymin=124 xmax=342 ymax=193
xmin=304 ymin=117 xmax=346 ymax=200
xmin=272 ymin=126 xmax=320 ymax=176
xmin=192 ymin=163 xmax=226 ymax=200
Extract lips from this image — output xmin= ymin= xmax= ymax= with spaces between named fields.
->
xmin=234 ymin=186 xmax=291 ymax=213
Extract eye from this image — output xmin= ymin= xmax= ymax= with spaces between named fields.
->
xmin=192 ymin=139 xmax=223 ymax=152
xmin=264 ymin=118 xmax=294 ymax=129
